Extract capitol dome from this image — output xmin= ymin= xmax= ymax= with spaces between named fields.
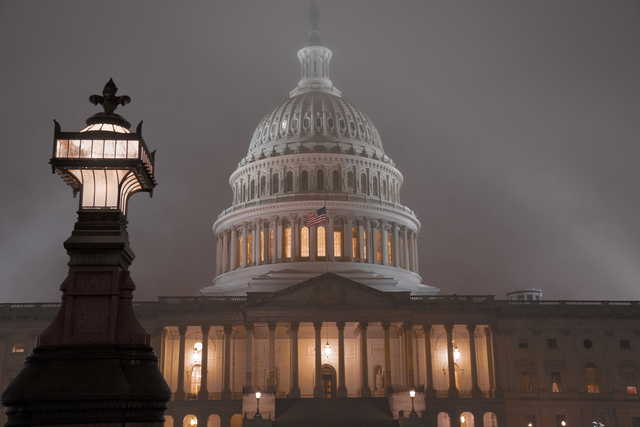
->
xmin=201 ymin=5 xmax=438 ymax=296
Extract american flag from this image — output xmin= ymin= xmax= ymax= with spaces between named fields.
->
xmin=304 ymin=207 xmax=329 ymax=227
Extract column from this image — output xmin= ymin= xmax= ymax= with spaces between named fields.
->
xmin=412 ymin=232 xmax=419 ymax=273
xmin=150 ymin=327 xmax=163 ymax=366
xmin=381 ymin=222 xmax=389 ymax=265
xmin=345 ymin=218 xmax=353 ymax=261
xmin=268 ymin=323 xmax=276 ymax=392
xmin=445 ymin=323 xmax=458 ymax=398
xmin=198 ymin=324 xmax=210 ymax=400
xmin=222 ymin=325 xmax=232 ymax=399
xmin=358 ymin=221 xmax=366 ymax=262
xmin=392 ymin=223 xmax=399 ymax=267
xmin=313 ymin=321 xmax=323 ymax=398
xmin=337 ymin=321 xmax=347 ymax=398
xmin=423 ymin=323 xmax=435 ymax=397
xmin=244 ymin=323 xmax=254 ymax=392
xmin=404 ymin=323 xmax=415 ymax=388
xmin=327 ymin=217 xmax=335 ymax=261
xmin=403 ymin=228 xmax=409 ymax=270
xmin=487 ymin=325 xmax=502 ymax=397
xmin=366 ymin=221 xmax=374 ymax=264
xmin=175 ymin=325 xmax=187 ymax=400
xmin=230 ymin=228 xmax=238 ymax=270
xmin=475 ymin=411 xmax=485 ymax=427
xmin=253 ymin=221 xmax=259 ymax=266
xmin=241 ymin=225 xmax=248 ymax=267
xmin=222 ymin=230 xmax=229 ymax=272
xmin=467 ymin=324 xmax=481 ymax=397
xmin=360 ymin=322 xmax=371 ymax=397
xmin=310 ymin=225 xmax=317 ymax=261
xmin=292 ymin=216 xmax=300 ymax=261
xmin=270 ymin=217 xmax=278 ymax=264
xmin=275 ymin=217 xmax=283 ymax=262
xmin=289 ymin=322 xmax=300 ymax=397
xmin=383 ymin=322 xmax=392 ymax=394
xmin=484 ymin=327 xmax=496 ymax=396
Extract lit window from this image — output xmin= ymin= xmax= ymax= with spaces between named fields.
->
xmin=375 ymin=230 xmax=383 ymax=264
xmin=626 ymin=385 xmax=638 ymax=396
xmin=386 ymin=231 xmax=393 ymax=264
xmin=352 ymin=227 xmax=359 ymax=260
xmin=300 ymin=226 xmax=310 ymax=257
xmin=11 ymin=344 xmax=25 ymax=353
xmin=333 ymin=230 xmax=343 ymax=258
xmin=551 ymin=372 xmax=562 ymax=393
xmin=284 ymin=226 xmax=292 ymax=259
xmin=362 ymin=229 xmax=368 ymax=261
xmin=260 ymin=230 xmax=265 ymax=263
xmin=317 ymin=226 xmax=326 ymax=257
xmin=246 ymin=233 xmax=253 ymax=265
xmin=585 ymin=364 xmax=600 ymax=393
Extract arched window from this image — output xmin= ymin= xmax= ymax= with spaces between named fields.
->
xmin=317 ymin=170 xmax=324 ymax=191
xmin=386 ymin=230 xmax=393 ymax=264
xmin=259 ymin=228 xmax=266 ymax=263
xmin=183 ymin=415 xmax=198 ymax=427
xmin=283 ymin=223 xmax=292 ymax=259
xmin=360 ymin=174 xmax=369 ymax=195
xmin=483 ymin=413 xmax=498 ymax=427
xmin=460 ymin=412 xmax=474 ymax=427
xmin=437 ymin=412 xmax=451 ymax=427
xmin=272 ymin=173 xmax=279 ymax=194
xmin=300 ymin=226 xmax=310 ymax=257
xmin=207 ymin=415 xmax=221 ymax=427
xmin=285 ymin=171 xmax=294 ymax=193
xmin=372 ymin=176 xmax=379 ymax=196
xmin=317 ymin=226 xmax=326 ymax=257
xmin=164 ymin=415 xmax=174 ymax=427
xmin=260 ymin=176 xmax=266 ymax=196
xmin=230 ymin=414 xmax=243 ymax=427
xmin=332 ymin=170 xmax=341 ymax=192
xmin=300 ymin=171 xmax=309 ymax=192
xmin=585 ymin=363 xmax=600 ymax=393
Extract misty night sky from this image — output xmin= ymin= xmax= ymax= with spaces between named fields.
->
xmin=1 ymin=0 xmax=640 ymax=302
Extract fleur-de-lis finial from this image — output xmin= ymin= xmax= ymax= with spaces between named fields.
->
xmin=89 ymin=78 xmax=131 ymax=114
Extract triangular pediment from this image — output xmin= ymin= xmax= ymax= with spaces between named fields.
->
xmin=247 ymin=273 xmax=407 ymax=308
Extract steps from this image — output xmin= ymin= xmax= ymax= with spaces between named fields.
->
xmin=275 ymin=397 xmax=395 ymax=427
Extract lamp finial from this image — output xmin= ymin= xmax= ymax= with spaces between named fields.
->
xmin=89 ymin=78 xmax=131 ymax=114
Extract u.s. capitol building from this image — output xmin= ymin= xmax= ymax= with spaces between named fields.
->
xmin=1 ymin=5 xmax=639 ymax=427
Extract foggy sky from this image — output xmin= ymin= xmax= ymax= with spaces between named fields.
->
xmin=1 ymin=0 xmax=640 ymax=302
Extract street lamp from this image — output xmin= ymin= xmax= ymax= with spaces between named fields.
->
xmin=255 ymin=391 xmax=262 ymax=416
xmin=409 ymin=389 xmax=416 ymax=415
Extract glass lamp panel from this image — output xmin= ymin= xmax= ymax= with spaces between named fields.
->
xmin=93 ymin=169 xmax=108 ymax=207
xmin=80 ymin=140 xmax=92 ymax=157
xmin=81 ymin=170 xmax=95 ymax=208
xmin=127 ymin=140 xmax=139 ymax=159
xmin=106 ymin=169 xmax=119 ymax=207
xmin=115 ymin=140 xmax=127 ymax=158
xmin=56 ymin=139 xmax=69 ymax=157
xmin=69 ymin=140 xmax=81 ymax=157
xmin=104 ymin=140 xmax=116 ymax=157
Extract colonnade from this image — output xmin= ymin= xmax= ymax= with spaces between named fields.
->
xmin=215 ymin=217 xmax=419 ymax=275
xmin=158 ymin=321 xmax=497 ymax=401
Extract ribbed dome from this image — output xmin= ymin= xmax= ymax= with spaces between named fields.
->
xmin=247 ymin=91 xmax=384 ymax=157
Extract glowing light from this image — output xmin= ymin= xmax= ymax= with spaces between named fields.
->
xmin=561 ymin=421 xmax=567 ymax=427
xmin=527 ymin=423 xmax=533 ymax=427
xmin=255 ymin=391 xmax=262 ymax=399
xmin=323 ymin=341 xmax=332 ymax=358
xmin=409 ymin=389 xmax=416 ymax=398
xmin=194 ymin=342 xmax=203 ymax=352
xmin=460 ymin=415 xmax=466 ymax=423
xmin=189 ymin=418 xmax=197 ymax=426
xmin=453 ymin=346 xmax=461 ymax=363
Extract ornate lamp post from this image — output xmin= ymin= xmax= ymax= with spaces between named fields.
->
xmin=1 ymin=79 xmax=170 ymax=426
xmin=255 ymin=391 xmax=262 ymax=416
xmin=409 ymin=389 xmax=416 ymax=416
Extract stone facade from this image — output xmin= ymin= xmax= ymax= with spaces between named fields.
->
xmin=1 ymin=274 xmax=639 ymax=426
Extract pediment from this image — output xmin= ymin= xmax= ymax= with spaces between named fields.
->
xmin=248 ymin=273 xmax=405 ymax=309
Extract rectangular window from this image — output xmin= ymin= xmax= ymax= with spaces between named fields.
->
xmin=626 ymin=385 xmax=638 ymax=396
xmin=547 ymin=338 xmax=558 ymax=349
xmin=518 ymin=339 xmax=529 ymax=349
xmin=260 ymin=230 xmax=265 ymax=263
xmin=333 ymin=230 xmax=343 ymax=258
xmin=386 ymin=231 xmax=393 ymax=264
xmin=551 ymin=372 xmax=561 ymax=393
xmin=284 ymin=226 xmax=292 ymax=259
xmin=317 ymin=226 xmax=326 ymax=257
xmin=375 ymin=230 xmax=383 ymax=264
xmin=246 ymin=233 xmax=253 ymax=265
xmin=300 ymin=226 xmax=310 ymax=258
xmin=11 ymin=344 xmax=25 ymax=353
xmin=352 ymin=227 xmax=359 ymax=260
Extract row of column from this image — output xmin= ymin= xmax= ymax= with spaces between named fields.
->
xmin=215 ymin=217 xmax=419 ymax=275
xmin=162 ymin=322 xmax=498 ymax=400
